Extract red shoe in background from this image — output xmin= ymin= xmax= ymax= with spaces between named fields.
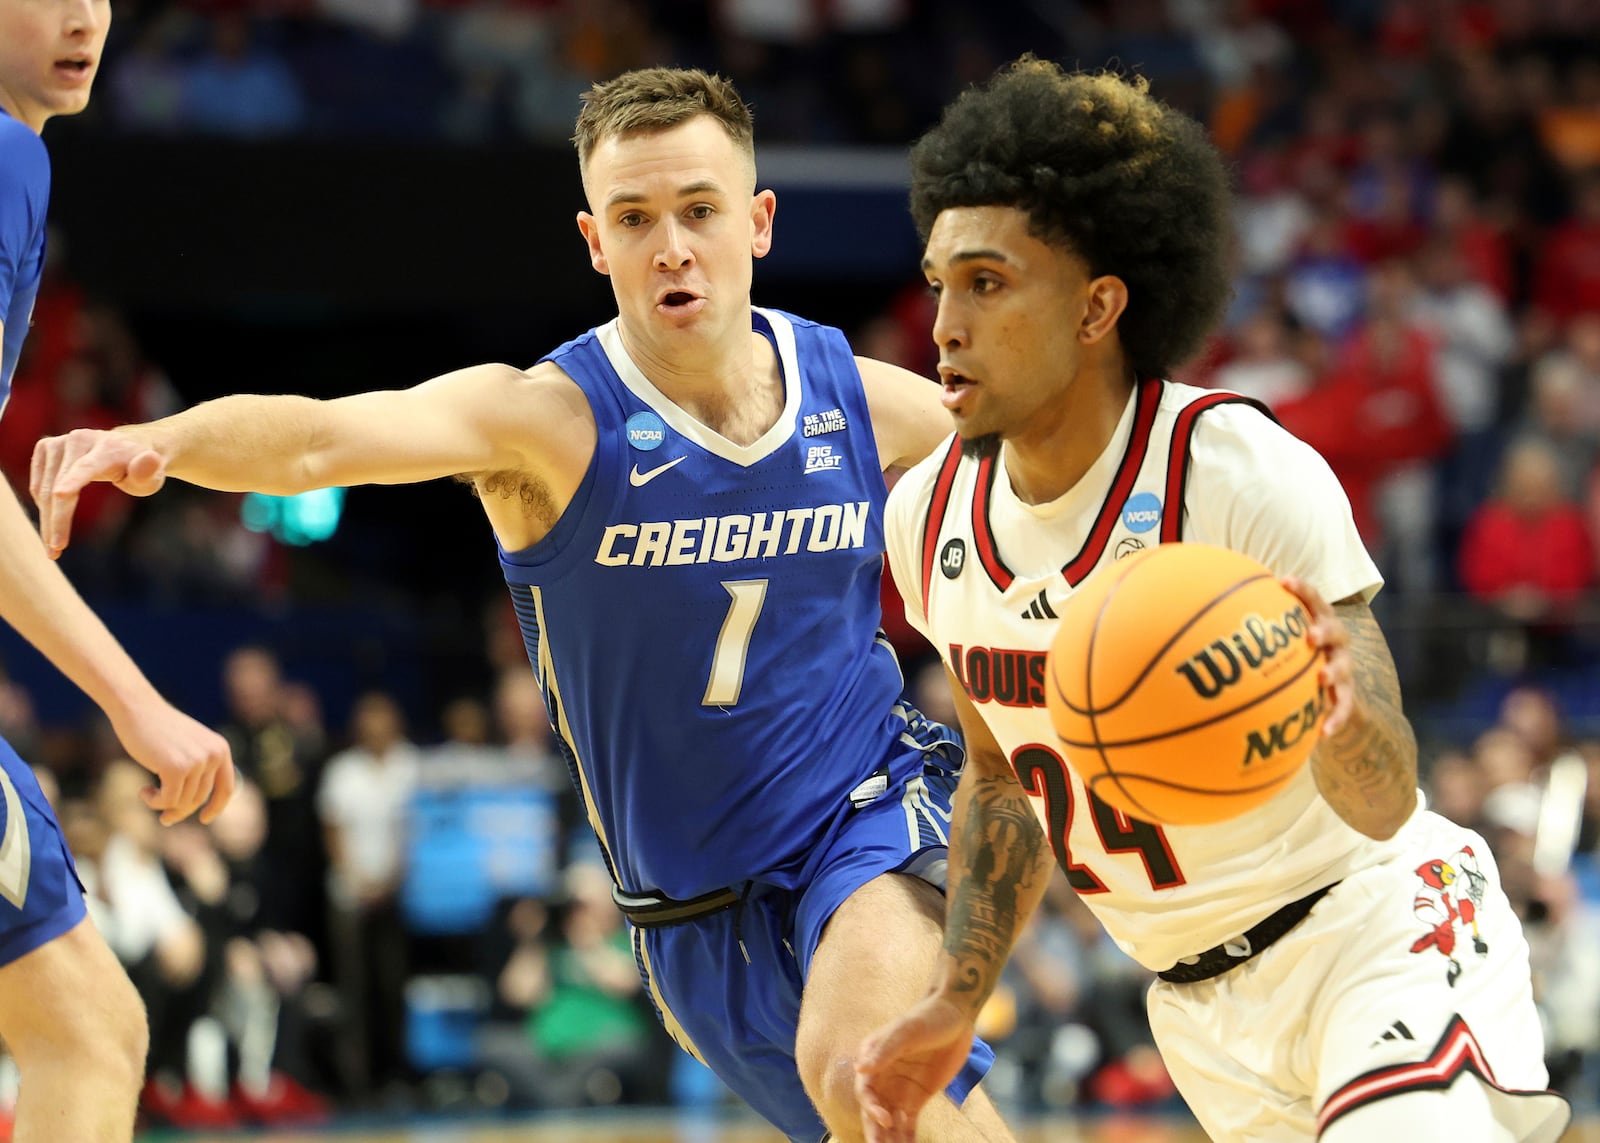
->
xmin=141 ymin=1077 xmax=242 ymax=1131
xmin=232 ymin=1072 xmax=331 ymax=1126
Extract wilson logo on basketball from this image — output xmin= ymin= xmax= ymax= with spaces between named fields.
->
xmin=1241 ymin=690 xmax=1325 ymax=767
xmin=1174 ymin=605 xmax=1310 ymax=700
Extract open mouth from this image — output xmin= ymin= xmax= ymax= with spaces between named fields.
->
xmin=54 ymin=58 xmax=92 ymax=78
xmin=660 ymin=291 xmax=699 ymax=309
xmin=940 ymin=367 xmax=977 ymax=393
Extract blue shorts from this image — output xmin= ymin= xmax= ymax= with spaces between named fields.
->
xmin=0 ymin=735 xmax=86 ymax=966
xmin=627 ymin=710 xmax=995 ymax=1143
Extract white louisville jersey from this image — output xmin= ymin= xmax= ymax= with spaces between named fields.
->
xmin=886 ymin=378 xmax=1408 ymax=972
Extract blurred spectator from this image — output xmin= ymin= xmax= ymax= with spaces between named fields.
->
xmin=1500 ymin=685 xmax=1571 ymax=772
xmin=427 ymin=695 xmax=497 ymax=771
xmin=1425 ymin=748 xmax=1491 ymax=832
xmin=1533 ymin=173 xmax=1600 ymax=324
xmin=209 ymin=779 xmax=331 ymax=1122
xmin=1233 ymin=150 xmax=1314 ymax=278
xmin=1430 ymin=176 xmax=1513 ymax=302
xmin=477 ymin=863 xmax=656 ymax=1109
xmin=1482 ymin=785 xmax=1600 ymax=1098
xmin=106 ymin=11 xmax=191 ymax=133
xmin=1473 ymin=726 xmax=1539 ymax=793
xmin=440 ymin=0 xmax=578 ymax=142
xmin=92 ymin=761 xmax=224 ymax=1129
xmin=181 ymin=14 xmax=307 ymax=138
xmin=1518 ymin=350 xmax=1600 ymax=502
xmin=1439 ymin=54 xmax=1566 ymax=225
xmin=1458 ymin=437 xmax=1594 ymax=661
xmin=1283 ymin=210 xmax=1369 ymax=339
xmin=493 ymin=667 xmax=577 ymax=848
xmin=220 ymin=646 xmax=328 ymax=950
xmin=1409 ymin=236 xmax=1514 ymax=437
xmin=1211 ymin=307 xmax=1314 ymax=409
xmin=1279 ymin=261 xmax=1455 ymax=588
xmin=318 ymin=690 xmax=421 ymax=1101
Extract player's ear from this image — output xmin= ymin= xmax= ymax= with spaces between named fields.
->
xmin=1080 ymin=274 xmax=1129 ymax=346
xmin=750 ymin=190 xmax=776 ymax=260
xmin=576 ymin=212 xmax=609 ymax=276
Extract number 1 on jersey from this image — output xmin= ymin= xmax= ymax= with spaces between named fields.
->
xmin=703 ymin=579 xmax=769 ymax=706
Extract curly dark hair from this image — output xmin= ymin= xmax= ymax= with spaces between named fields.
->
xmin=910 ymin=58 xmax=1233 ymax=379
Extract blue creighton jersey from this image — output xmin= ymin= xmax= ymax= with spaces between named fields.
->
xmin=500 ymin=307 xmax=913 ymax=899
xmin=0 ymin=109 xmax=50 ymax=406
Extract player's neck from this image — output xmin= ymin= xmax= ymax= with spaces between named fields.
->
xmin=0 ymin=89 xmax=46 ymax=134
xmin=1003 ymin=363 xmax=1137 ymax=506
xmin=616 ymin=315 xmax=782 ymax=443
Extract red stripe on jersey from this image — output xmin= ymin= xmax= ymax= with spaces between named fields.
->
xmin=1159 ymin=393 xmax=1276 ymax=544
xmin=919 ymin=439 xmax=966 ymax=622
xmin=1060 ymin=377 xmax=1164 ymax=585
xmin=971 ymin=452 xmax=1014 ymax=591
xmin=1318 ymin=1015 xmax=1499 ymax=1134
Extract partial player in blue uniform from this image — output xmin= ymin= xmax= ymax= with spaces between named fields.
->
xmin=1 ymin=1 xmax=234 ymax=1137
xmin=35 ymin=69 xmax=1013 ymax=1143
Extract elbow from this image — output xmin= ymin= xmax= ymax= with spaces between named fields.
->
xmin=1356 ymin=788 xmax=1418 ymax=841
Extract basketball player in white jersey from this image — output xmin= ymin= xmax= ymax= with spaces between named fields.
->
xmin=854 ymin=59 xmax=1570 ymax=1142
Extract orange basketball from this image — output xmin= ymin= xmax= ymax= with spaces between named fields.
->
xmin=1045 ymin=542 xmax=1325 ymax=826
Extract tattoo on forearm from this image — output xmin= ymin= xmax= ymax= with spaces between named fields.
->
xmin=1314 ymin=602 xmax=1417 ymax=830
xmin=945 ymin=771 xmax=1048 ymax=1002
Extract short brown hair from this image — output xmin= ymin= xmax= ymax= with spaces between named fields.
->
xmin=573 ymin=67 xmax=754 ymax=179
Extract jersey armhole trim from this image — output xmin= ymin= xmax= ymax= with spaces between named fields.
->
xmin=1158 ymin=393 xmax=1276 ymax=545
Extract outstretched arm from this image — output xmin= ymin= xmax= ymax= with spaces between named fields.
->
xmin=857 ymin=357 xmax=951 ymax=473
xmin=855 ymin=666 xmax=1053 ymax=1142
xmin=31 ymin=362 xmax=564 ymax=557
xmin=1288 ymin=579 xmax=1418 ymax=840
xmin=0 ymin=476 xmax=233 ymax=823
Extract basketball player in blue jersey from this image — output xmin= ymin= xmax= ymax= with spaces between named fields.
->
xmin=32 ymin=68 xmax=1012 ymax=1143
xmin=855 ymin=59 xmax=1567 ymax=1143
xmin=0 ymin=1 xmax=236 ymax=1138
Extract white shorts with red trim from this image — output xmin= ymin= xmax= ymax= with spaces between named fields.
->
xmin=1146 ymin=810 xmax=1571 ymax=1141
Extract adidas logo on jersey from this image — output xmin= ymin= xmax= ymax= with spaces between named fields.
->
xmin=1369 ymin=1020 xmax=1415 ymax=1048
xmin=1020 ymin=589 xmax=1059 ymax=620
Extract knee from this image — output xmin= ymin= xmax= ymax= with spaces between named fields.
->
xmin=799 ymin=1047 xmax=868 ymax=1143
xmin=78 ymin=969 xmax=148 ymax=1091
xmin=13 ymin=966 xmax=146 ymax=1092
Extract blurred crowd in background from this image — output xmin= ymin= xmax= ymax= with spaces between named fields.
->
xmin=3 ymin=0 xmax=1600 ymax=1133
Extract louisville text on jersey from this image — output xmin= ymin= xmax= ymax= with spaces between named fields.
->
xmin=594 ymin=502 xmax=870 ymax=567
xmin=948 ymin=644 xmax=1048 ymax=708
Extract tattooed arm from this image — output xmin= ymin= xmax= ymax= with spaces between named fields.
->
xmin=855 ymin=667 xmax=1054 ymax=1141
xmin=935 ymin=664 xmax=1056 ymax=1016
xmin=1292 ymin=582 xmax=1419 ymax=840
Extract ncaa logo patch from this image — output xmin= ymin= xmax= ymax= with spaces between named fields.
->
xmin=940 ymin=538 xmax=966 ymax=579
xmin=1121 ymin=491 xmax=1162 ymax=534
xmin=625 ymin=411 xmax=668 ymax=452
